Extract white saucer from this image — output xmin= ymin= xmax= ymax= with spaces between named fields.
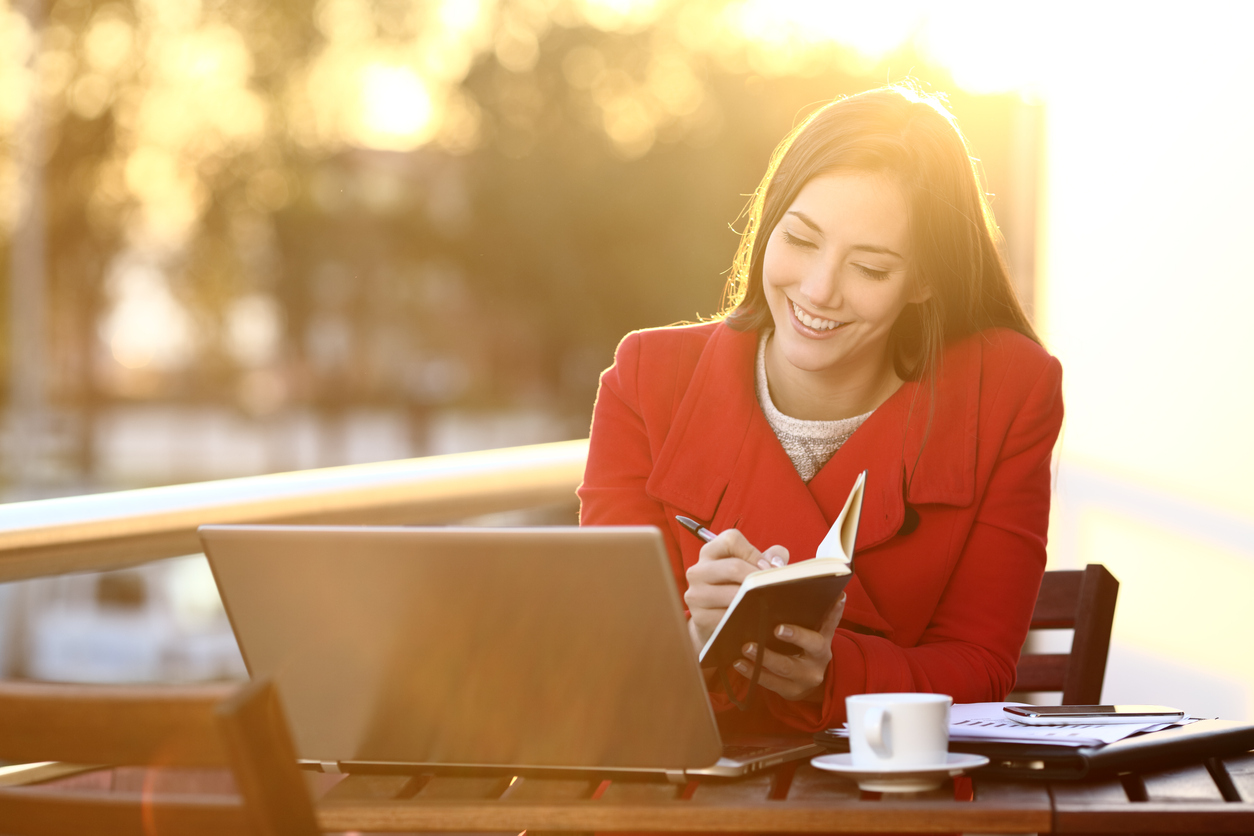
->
xmin=810 ymin=752 xmax=990 ymax=792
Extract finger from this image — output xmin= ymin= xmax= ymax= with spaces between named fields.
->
xmin=762 ymin=544 xmax=790 ymax=568
xmin=733 ymin=653 xmax=821 ymax=700
xmin=689 ymin=556 xmax=761 ymax=586
xmin=732 ymin=657 xmax=787 ymax=689
xmin=683 ymin=583 xmax=739 ymax=611
xmin=767 ymin=622 xmax=832 ymax=657
xmin=741 ymin=642 xmax=810 ymax=680
xmin=819 ymin=592 xmax=847 ymax=636
xmin=697 ymin=529 xmax=769 ymax=570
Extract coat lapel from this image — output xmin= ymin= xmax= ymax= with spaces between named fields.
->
xmin=807 ymin=331 xmax=983 ymax=540
xmin=643 ymin=324 xmax=758 ymax=522
xmin=645 ymin=324 xmax=832 ymax=559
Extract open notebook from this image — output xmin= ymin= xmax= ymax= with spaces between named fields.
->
xmin=699 ymin=472 xmax=866 ymax=708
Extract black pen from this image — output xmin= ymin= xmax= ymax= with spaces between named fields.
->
xmin=675 ymin=515 xmax=717 ymax=543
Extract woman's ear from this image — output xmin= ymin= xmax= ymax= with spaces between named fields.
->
xmin=908 ymin=283 xmax=933 ymax=305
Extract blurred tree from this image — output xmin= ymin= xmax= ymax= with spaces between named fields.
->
xmin=0 ymin=0 xmax=1037 ymax=485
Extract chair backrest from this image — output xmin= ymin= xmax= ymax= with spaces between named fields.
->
xmin=0 ymin=678 xmax=320 ymax=836
xmin=1014 ymin=563 xmax=1120 ymax=704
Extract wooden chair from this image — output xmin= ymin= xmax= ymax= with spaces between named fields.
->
xmin=0 ymin=678 xmax=321 ymax=836
xmin=1014 ymin=563 xmax=1120 ymax=704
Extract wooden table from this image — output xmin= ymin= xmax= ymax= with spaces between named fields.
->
xmin=312 ymin=750 xmax=1254 ymax=834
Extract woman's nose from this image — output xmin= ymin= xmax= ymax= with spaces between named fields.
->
xmin=799 ymin=265 xmax=841 ymax=310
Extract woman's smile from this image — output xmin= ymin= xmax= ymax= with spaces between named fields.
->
xmin=788 ymin=299 xmax=846 ymax=334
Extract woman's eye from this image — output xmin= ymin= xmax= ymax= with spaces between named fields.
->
xmin=855 ymin=264 xmax=890 ymax=281
xmin=781 ymin=229 xmax=816 ymax=249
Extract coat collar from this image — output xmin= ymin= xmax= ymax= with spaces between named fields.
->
xmin=646 ymin=322 xmax=982 ymax=551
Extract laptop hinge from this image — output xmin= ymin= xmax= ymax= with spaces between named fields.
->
xmin=320 ymin=761 xmax=343 ymax=774
xmin=665 ymin=769 xmax=686 ymax=785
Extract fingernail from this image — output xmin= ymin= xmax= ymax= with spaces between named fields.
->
xmin=734 ymin=661 xmax=749 ymax=674
xmin=743 ymin=643 xmax=757 ymax=657
xmin=757 ymin=559 xmax=771 ymax=570
xmin=776 ymin=625 xmax=793 ymax=639
xmin=770 ymin=555 xmax=787 ymax=567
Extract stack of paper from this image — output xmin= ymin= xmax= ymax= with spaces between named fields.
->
xmin=827 ymin=703 xmax=1195 ymax=749
xmin=946 ymin=703 xmax=1193 ymax=747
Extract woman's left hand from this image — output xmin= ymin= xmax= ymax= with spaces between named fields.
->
xmin=733 ymin=592 xmax=846 ymax=702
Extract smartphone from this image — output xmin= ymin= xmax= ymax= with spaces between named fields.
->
xmin=1003 ymin=704 xmax=1185 ymax=725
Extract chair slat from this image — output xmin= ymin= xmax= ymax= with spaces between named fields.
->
xmin=0 ymin=682 xmax=234 ymax=768
xmin=1016 ymin=564 xmax=1119 ymax=701
xmin=1063 ymin=564 xmax=1119 ymax=704
xmin=215 ymin=678 xmax=323 ymax=836
xmin=1012 ymin=654 xmax=1070 ymax=692
xmin=1029 ymin=570 xmax=1084 ymax=628
xmin=1141 ymin=763 xmax=1227 ymax=802
xmin=1224 ymin=751 xmax=1254 ymax=802
xmin=0 ymin=678 xmax=321 ymax=836
xmin=0 ymin=788 xmax=252 ymax=836
xmin=0 ymin=764 xmax=99 ymax=789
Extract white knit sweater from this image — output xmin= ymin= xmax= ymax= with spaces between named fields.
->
xmin=755 ymin=331 xmax=873 ymax=482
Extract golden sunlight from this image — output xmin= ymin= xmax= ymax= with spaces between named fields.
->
xmin=101 ymin=259 xmax=198 ymax=371
xmin=439 ymin=0 xmax=489 ymax=34
xmin=359 ymin=63 xmax=437 ymax=150
xmin=0 ymin=6 xmax=33 ymax=136
xmin=731 ymin=0 xmax=920 ymax=62
xmin=919 ymin=5 xmax=1048 ymax=95
xmin=577 ymin=0 xmax=665 ymax=33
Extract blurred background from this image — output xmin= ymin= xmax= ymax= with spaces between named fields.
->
xmin=0 ymin=0 xmax=1250 ymax=720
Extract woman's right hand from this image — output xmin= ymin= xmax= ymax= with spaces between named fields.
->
xmin=684 ymin=529 xmax=789 ymax=656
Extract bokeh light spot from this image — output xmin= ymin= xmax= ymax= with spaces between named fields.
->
xmin=100 ymin=257 xmax=197 ymax=371
xmin=359 ymin=63 xmax=435 ymax=150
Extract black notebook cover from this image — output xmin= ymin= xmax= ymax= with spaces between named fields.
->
xmin=700 ymin=571 xmax=855 ymax=668
xmin=815 ymin=718 xmax=1254 ymax=780
xmin=699 ymin=472 xmax=865 ymax=671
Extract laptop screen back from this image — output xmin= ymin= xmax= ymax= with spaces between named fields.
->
xmin=200 ymin=525 xmax=723 ymax=771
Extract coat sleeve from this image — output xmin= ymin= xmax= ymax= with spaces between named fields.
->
xmin=578 ymin=332 xmax=686 ymax=580
xmin=766 ymin=354 xmax=1064 ymax=732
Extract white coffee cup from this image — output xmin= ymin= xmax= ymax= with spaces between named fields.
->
xmin=846 ymin=692 xmax=952 ymax=768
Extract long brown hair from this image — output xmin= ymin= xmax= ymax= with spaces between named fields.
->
xmin=723 ymin=84 xmax=1038 ymax=382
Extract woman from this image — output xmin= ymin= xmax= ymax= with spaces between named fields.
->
xmin=578 ymin=85 xmax=1063 ymax=734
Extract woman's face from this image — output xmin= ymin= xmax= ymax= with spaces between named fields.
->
xmin=761 ymin=170 xmax=923 ymax=386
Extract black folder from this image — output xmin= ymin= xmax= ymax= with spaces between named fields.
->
xmin=814 ymin=719 xmax=1254 ymax=780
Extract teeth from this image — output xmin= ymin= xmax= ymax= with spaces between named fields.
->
xmin=793 ymin=301 xmax=841 ymax=331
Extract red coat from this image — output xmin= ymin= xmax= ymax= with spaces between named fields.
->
xmin=578 ymin=320 xmax=1064 ymax=733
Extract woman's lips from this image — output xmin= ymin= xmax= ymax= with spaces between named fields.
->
xmin=789 ymin=300 xmax=846 ymax=337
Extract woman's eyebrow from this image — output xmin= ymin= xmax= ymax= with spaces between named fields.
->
xmin=786 ymin=210 xmax=824 ymax=234
xmin=787 ymin=210 xmax=904 ymax=260
xmin=852 ymin=243 xmax=904 ymax=259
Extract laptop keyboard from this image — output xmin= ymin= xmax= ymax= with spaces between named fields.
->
xmin=721 ymin=744 xmax=774 ymax=761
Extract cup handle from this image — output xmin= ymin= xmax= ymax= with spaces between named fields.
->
xmin=865 ymin=706 xmax=892 ymax=759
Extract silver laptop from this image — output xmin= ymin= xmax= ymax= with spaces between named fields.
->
xmin=199 ymin=524 xmax=820 ymax=779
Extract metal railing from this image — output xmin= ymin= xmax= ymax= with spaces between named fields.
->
xmin=0 ymin=439 xmax=589 ymax=584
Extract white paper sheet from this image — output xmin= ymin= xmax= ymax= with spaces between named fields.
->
xmin=827 ymin=702 xmax=1196 ymax=749
xmin=945 ymin=703 xmax=1189 ymax=747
